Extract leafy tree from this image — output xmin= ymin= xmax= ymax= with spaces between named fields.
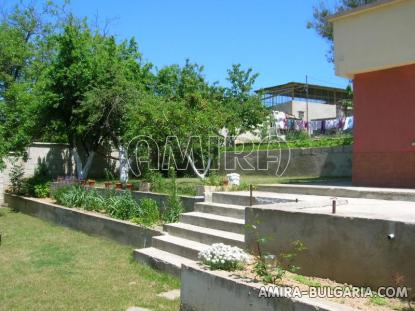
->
xmin=0 ymin=1 xmax=66 ymax=169
xmin=124 ymin=61 xmax=227 ymax=179
xmin=223 ymin=64 xmax=266 ymax=145
xmin=307 ymin=0 xmax=377 ymax=62
xmin=38 ymin=17 xmax=152 ymax=179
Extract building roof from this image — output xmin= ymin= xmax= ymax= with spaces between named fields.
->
xmin=328 ymin=0 xmax=405 ymax=22
xmin=255 ymin=82 xmax=349 ymax=102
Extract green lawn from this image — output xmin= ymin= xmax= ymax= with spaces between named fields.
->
xmin=0 ymin=209 xmax=180 ymax=311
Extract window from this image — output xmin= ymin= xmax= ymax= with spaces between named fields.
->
xmin=298 ymin=111 xmax=305 ymax=119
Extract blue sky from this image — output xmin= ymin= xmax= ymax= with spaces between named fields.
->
xmin=13 ymin=0 xmax=349 ymax=90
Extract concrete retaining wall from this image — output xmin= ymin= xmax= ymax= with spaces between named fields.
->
xmin=245 ymin=206 xmax=415 ymax=290
xmin=220 ymin=145 xmax=352 ymax=177
xmin=5 ymin=194 xmax=162 ymax=248
xmin=180 ymin=264 xmax=355 ymax=311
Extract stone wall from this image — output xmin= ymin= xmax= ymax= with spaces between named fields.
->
xmin=220 ymin=145 xmax=352 ymax=177
xmin=245 ymin=205 xmax=415 ymax=290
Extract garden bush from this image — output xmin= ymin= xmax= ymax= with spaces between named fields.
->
xmin=105 ymin=191 xmax=141 ymax=220
xmin=53 ymin=186 xmax=161 ymax=225
xmin=133 ymin=198 xmax=160 ymax=226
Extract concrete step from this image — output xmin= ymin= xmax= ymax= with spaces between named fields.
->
xmin=180 ymin=212 xmax=245 ymax=234
xmin=256 ymin=184 xmax=415 ymax=202
xmin=194 ymin=202 xmax=245 ymax=219
xmin=212 ymin=191 xmax=296 ymax=206
xmin=133 ymin=247 xmax=194 ymax=277
xmin=152 ymin=235 xmax=208 ymax=260
xmin=164 ymin=223 xmax=245 ymax=248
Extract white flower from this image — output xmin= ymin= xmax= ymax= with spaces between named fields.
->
xmin=198 ymin=243 xmax=251 ymax=271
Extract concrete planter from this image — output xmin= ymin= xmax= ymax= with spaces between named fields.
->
xmin=181 ymin=263 xmax=356 ymax=311
xmin=4 ymin=194 xmax=163 ymax=248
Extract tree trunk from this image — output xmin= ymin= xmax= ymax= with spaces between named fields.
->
xmin=119 ymin=145 xmax=129 ymax=184
xmin=72 ymin=147 xmax=95 ymax=180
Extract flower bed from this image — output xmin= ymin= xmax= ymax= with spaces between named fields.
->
xmin=193 ymin=243 xmax=411 ymax=311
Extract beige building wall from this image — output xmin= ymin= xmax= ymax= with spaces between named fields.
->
xmin=331 ymin=0 xmax=415 ymax=78
xmin=273 ymin=101 xmax=337 ymax=121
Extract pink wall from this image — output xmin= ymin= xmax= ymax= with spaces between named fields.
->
xmin=353 ymin=63 xmax=415 ymax=187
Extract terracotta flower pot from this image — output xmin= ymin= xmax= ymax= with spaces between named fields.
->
xmin=126 ymin=183 xmax=133 ymax=190
xmin=115 ymin=182 xmax=123 ymax=190
xmin=80 ymin=180 xmax=86 ymax=186
xmin=88 ymin=180 xmax=96 ymax=187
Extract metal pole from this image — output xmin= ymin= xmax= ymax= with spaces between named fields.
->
xmin=306 ymin=75 xmax=310 ymax=136
xmin=249 ymin=184 xmax=253 ymax=207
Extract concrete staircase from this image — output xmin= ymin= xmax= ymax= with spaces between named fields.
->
xmin=133 ymin=192 xmax=247 ymax=277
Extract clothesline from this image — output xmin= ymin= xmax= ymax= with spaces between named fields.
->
xmin=272 ymin=111 xmax=353 ymax=133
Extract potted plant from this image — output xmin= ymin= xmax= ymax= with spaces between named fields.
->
xmin=80 ymin=180 xmax=86 ymax=186
xmin=126 ymin=183 xmax=133 ymax=190
xmin=115 ymin=182 xmax=123 ymax=190
xmin=88 ymin=179 xmax=96 ymax=187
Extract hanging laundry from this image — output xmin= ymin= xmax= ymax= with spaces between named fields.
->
xmin=343 ymin=116 xmax=354 ymax=130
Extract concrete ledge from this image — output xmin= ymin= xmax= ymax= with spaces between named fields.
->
xmin=180 ymin=263 xmax=356 ymax=311
xmin=246 ymin=204 xmax=415 ymax=290
xmin=4 ymin=193 xmax=163 ymax=248
xmin=256 ymin=183 xmax=415 ymax=201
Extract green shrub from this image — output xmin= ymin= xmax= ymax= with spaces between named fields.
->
xmin=53 ymin=186 xmax=162 ymax=224
xmin=24 ymin=162 xmax=51 ymax=197
xmin=143 ymin=170 xmax=165 ymax=193
xmin=9 ymin=161 xmax=25 ymax=194
xmin=162 ymin=167 xmax=184 ymax=223
xmin=34 ymin=183 xmax=50 ymax=198
xmin=134 ymin=198 xmax=160 ymax=226
xmin=81 ymin=189 xmax=105 ymax=211
xmin=54 ymin=185 xmax=87 ymax=208
xmin=204 ymin=171 xmax=222 ymax=186
xmin=105 ymin=191 xmax=141 ymax=220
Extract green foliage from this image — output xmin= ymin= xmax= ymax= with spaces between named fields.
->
xmin=133 ymin=198 xmax=160 ymax=226
xmin=143 ymin=170 xmax=165 ymax=193
xmin=105 ymin=191 xmax=141 ymax=220
xmin=8 ymin=161 xmax=25 ymax=194
xmin=162 ymin=167 xmax=184 ymax=223
xmin=0 ymin=2 xmax=68 ymax=168
xmin=34 ymin=183 xmax=50 ymax=198
xmin=53 ymin=185 xmax=161 ymax=225
xmin=204 ymin=171 xmax=223 ymax=186
xmin=293 ymin=275 xmax=322 ymax=288
xmin=23 ymin=161 xmax=51 ymax=197
xmin=229 ymin=134 xmax=353 ymax=152
xmin=223 ymin=64 xmax=267 ymax=142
